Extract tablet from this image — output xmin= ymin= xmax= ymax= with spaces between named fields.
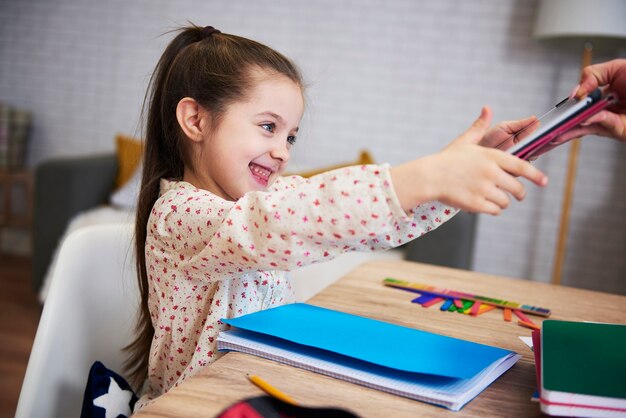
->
xmin=499 ymin=89 xmax=617 ymax=160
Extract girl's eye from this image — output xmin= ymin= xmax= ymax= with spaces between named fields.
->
xmin=261 ymin=123 xmax=275 ymax=133
xmin=287 ymin=135 xmax=297 ymax=145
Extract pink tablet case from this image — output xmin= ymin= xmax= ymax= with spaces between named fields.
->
xmin=514 ymin=94 xmax=617 ymax=160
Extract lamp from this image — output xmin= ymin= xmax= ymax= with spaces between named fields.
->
xmin=533 ymin=0 xmax=626 ymax=285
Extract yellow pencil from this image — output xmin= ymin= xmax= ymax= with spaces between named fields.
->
xmin=248 ymin=374 xmax=299 ymax=405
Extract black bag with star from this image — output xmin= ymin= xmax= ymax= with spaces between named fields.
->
xmin=81 ymin=361 xmax=137 ymax=418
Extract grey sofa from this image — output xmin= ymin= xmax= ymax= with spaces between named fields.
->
xmin=33 ymin=154 xmax=118 ymax=293
xmin=32 ymin=154 xmax=476 ymax=293
xmin=404 ymin=210 xmax=477 ymax=270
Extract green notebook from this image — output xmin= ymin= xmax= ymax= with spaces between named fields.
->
xmin=541 ymin=320 xmax=626 ymax=416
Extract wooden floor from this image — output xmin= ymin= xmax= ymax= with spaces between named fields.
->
xmin=0 ymin=255 xmax=41 ymax=417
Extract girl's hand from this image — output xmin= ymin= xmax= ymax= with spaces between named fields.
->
xmin=391 ymin=107 xmax=548 ymax=215
xmin=479 ymin=115 xmax=538 ymax=150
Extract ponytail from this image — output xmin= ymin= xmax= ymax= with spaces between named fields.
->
xmin=124 ymin=24 xmax=303 ymax=390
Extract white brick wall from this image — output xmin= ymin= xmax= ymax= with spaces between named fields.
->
xmin=1 ymin=0 xmax=624 ymax=294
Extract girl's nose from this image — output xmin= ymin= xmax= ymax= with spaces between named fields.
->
xmin=270 ymin=139 xmax=291 ymax=162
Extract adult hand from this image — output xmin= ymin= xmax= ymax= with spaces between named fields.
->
xmin=562 ymin=58 xmax=626 ymax=143
xmin=480 ymin=115 xmax=538 ymax=150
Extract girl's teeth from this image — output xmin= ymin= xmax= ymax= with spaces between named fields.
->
xmin=250 ymin=164 xmax=271 ymax=178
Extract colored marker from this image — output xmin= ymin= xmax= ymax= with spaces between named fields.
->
xmin=463 ymin=303 xmax=495 ymax=316
xmin=513 ymin=309 xmax=534 ymax=324
xmin=470 ymin=301 xmax=482 ymax=316
xmin=421 ymin=297 xmax=444 ymax=308
xmin=383 ymin=278 xmax=551 ymax=317
xmin=440 ymin=299 xmax=453 ymax=311
xmin=461 ymin=300 xmax=474 ymax=314
xmin=503 ymin=308 xmax=512 ymax=322
xmin=477 ymin=304 xmax=496 ymax=315
xmin=518 ymin=320 xmax=541 ymax=331
xmin=412 ymin=294 xmax=436 ymax=304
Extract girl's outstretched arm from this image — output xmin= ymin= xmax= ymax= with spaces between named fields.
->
xmin=390 ymin=107 xmax=548 ymax=216
xmin=151 ymin=165 xmax=457 ymax=277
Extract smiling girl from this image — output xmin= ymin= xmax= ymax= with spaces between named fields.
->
xmin=126 ymin=25 xmax=547 ymax=408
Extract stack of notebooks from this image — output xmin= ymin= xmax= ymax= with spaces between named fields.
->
xmin=533 ymin=320 xmax=626 ymax=417
xmin=217 ymin=303 xmax=520 ymax=411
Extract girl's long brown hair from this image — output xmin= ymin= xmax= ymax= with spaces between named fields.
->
xmin=124 ymin=24 xmax=303 ymax=389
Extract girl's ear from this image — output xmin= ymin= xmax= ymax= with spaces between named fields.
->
xmin=176 ymin=97 xmax=209 ymax=143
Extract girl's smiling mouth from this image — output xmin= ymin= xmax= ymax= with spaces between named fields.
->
xmin=249 ymin=162 xmax=273 ymax=186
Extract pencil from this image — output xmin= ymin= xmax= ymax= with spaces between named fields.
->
xmin=248 ymin=374 xmax=298 ymax=405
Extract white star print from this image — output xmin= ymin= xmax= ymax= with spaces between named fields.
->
xmin=92 ymin=376 xmax=133 ymax=418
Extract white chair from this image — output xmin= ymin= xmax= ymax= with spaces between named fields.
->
xmin=16 ymin=223 xmax=139 ymax=418
xmin=14 ymin=221 xmax=402 ymax=417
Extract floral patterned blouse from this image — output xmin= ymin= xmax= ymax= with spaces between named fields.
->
xmin=136 ymin=164 xmax=456 ymax=407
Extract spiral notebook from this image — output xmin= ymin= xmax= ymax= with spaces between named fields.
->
xmin=217 ymin=303 xmax=520 ymax=411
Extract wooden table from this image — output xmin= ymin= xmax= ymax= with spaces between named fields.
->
xmin=134 ymin=260 xmax=626 ymax=417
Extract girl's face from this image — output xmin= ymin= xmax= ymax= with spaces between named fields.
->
xmin=191 ymin=72 xmax=304 ymax=201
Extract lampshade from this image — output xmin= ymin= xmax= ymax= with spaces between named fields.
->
xmin=534 ymin=0 xmax=626 ymax=52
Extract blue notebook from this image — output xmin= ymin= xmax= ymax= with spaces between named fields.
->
xmin=218 ymin=303 xmax=519 ymax=411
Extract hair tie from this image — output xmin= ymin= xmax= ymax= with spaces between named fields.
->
xmin=201 ymin=26 xmax=221 ymax=38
